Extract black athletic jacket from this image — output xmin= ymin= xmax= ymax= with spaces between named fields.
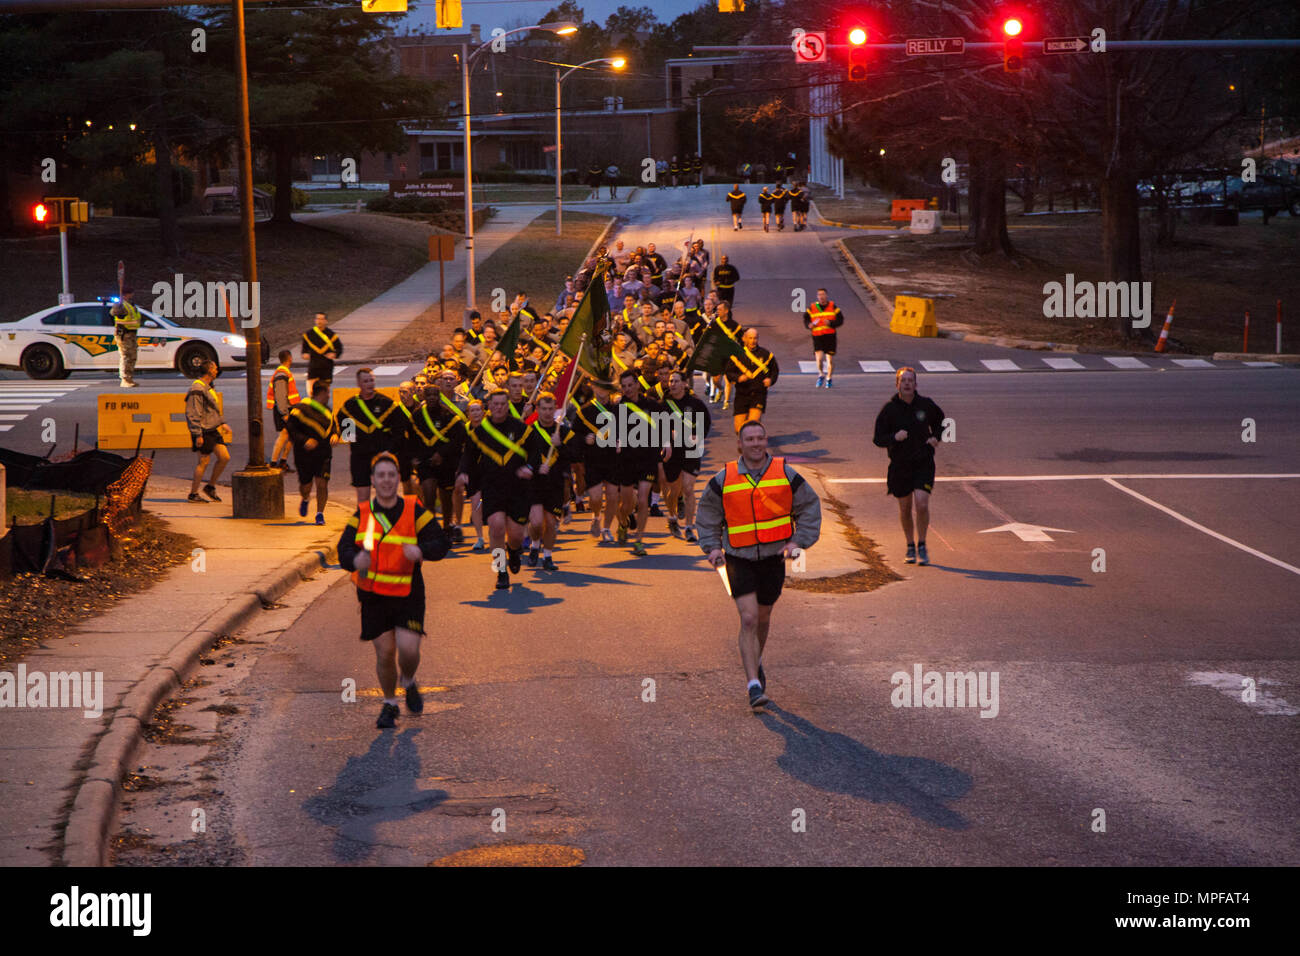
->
xmin=872 ymin=394 xmax=945 ymax=465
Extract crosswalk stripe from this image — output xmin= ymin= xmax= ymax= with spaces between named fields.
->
xmin=1171 ymin=358 xmax=1215 ymax=368
xmin=1104 ymin=356 xmax=1149 ymax=369
xmin=920 ymin=360 xmax=958 ymax=372
xmin=858 ymin=360 xmax=895 ymax=373
xmin=798 ymin=361 xmax=819 ymax=374
xmin=980 ymin=359 xmax=1020 ymax=371
xmin=1042 ymin=357 xmax=1084 ymax=370
xmin=1245 ymin=361 xmax=1280 ymax=367
xmin=0 ymin=424 xmax=13 ymax=432
xmin=369 ymin=364 xmax=409 ymax=376
xmin=0 ymin=404 xmax=43 ymax=410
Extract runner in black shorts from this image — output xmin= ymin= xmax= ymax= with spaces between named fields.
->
xmin=286 ymin=380 xmax=339 ymax=524
xmin=572 ymin=382 xmax=620 ymax=543
xmin=660 ymin=370 xmax=711 ymax=542
xmin=872 ymin=366 xmax=945 ymax=567
xmin=726 ymin=327 xmax=780 ymax=435
xmin=802 ymin=289 xmax=844 ymax=388
xmin=614 ymin=369 xmax=669 ymax=557
xmin=336 ymin=452 xmax=450 ymax=729
xmin=410 ymin=369 xmax=467 ymax=543
xmin=456 ymin=389 xmax=534 ymax=590
xmin=524 ymin=391 xmax=576 ymax=571
xmin=696 ymin=421 xmax=822 ymax=712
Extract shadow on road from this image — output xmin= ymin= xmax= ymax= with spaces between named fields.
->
xmin=931 ymin=565 xmax=1088 ymax=587
xmin=303 ymin=728 xmax=447 ymax=863
xmin=758 ymin=705 xmax=971 ymax=829
xmin=459 ymin=583 xmax=566 ymax=613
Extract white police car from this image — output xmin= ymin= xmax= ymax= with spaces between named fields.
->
xmin=0 ymin=300 xmax=265 ymax=380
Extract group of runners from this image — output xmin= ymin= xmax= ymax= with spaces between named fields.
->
xmin=276 ymin=224 xmax=946 ymax=723
xmin=725 ymin=183 xmax=812 ymax=233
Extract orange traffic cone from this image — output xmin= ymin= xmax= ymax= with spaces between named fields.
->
xmin=1154 ymin=299 xmax=1175 ymax=352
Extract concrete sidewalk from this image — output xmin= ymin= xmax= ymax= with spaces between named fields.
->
xmin=325 ymin=204 xmax=551 ymax=359
xmin=0 ymin=474 xmax=353 ymax=866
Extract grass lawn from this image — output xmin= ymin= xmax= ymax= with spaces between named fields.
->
xmin=844 ymin=211 xmax=1300 ymax=354
xmin=5 ymin=488 xmax=98 ymax=525
xmin=376 ymin=210 xmax=612 ymax=359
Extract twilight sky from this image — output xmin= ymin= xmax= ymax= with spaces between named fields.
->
xmin=403 ymin=0 xmax=714 ymax=35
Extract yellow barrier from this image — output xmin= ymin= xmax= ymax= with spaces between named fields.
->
xmin=97 ymin=391 xmax=224 ymax=450
xmin=890 ymin=296 xmax=938 ymax=337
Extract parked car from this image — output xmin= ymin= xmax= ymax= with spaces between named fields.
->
xmin=1225 ymin=175 xmax=1300 ymax=216
xmin=0 ymin=301 xmax=266 ymax=379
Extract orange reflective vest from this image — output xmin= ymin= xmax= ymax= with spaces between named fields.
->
xmin=722 ymin=456 xmax=793 ymax=547
xmin=353 ymin=495 xmax=420 ymax=597
xmin=265 ymin=364 xmax=302 ymax=409
xmin=807 ymin=302 xmax=838 ymax=336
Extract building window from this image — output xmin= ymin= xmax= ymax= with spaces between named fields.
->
xmin=419 ymin=142 xmax=463 ymax=173
xmin=504 ymin=142 xmax=544 ymax=171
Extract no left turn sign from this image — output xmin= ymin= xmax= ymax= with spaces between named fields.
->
xmin=794 ymin=31 xmax=827 ymax=63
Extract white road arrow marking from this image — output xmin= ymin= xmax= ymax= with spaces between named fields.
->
xmin=978 ymin=522 xmax=1075 ymax=542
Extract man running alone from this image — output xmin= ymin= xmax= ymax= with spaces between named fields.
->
xmin=696 ymin=421 xmax=821 ymax=711
xmin=802 ymin=289 xmax=844 ymax=388
xmin=872 ymin=367 xmax=945 ymax=566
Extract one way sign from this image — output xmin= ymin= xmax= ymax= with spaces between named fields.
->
xmin=1043 ymin=36 xmax=1089 ymax=54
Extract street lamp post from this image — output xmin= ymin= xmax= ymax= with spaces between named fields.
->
xmin=460 ymin=21 xmax=576 ymax=325
xmin=696 ymin=84 xmax=736 ymax=187
xmin=556 ymin=56 xmax=625 ymax=237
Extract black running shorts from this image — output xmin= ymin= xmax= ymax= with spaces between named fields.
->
xmin=273 ymin=408 xmax=290 ymax=432
xmin=662 ymin=450 xmax=701 ymax=483
xmin=614 ymin=451 xmax=658 ymax=488
xmin=887 ymin=458 xmax=936 ymax=498
xmin=732 ymin=389 xmax=766 ymax=417
xmin=812 ymin=333 xmax=837 ymax=355
xmin=295 ymin=449 xmax=331 ymax=484
xmin=357 ymin=590 xmax=425 ymax=642
xmin=481 ymin=479 xmax=531 ymax=525
xmin=724 ymin=553 xmax=785 ymax=606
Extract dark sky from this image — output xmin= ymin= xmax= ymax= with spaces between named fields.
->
xmin=405 ymin=0 xmax=711 ymax=34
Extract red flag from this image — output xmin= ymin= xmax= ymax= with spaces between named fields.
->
xmin=550 ymin=353 xmax=578 ymax=409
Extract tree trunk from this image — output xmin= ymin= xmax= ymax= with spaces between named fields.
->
xmin=154 ymin=122 xmax=182 ymax=257
xmin=272 ymin=141 xmax=294 ymax=224
xmin=1100 ymin=169 xmax=1144 ymax=338
xmin=967 ymin=143 xmax=1014 ymax=257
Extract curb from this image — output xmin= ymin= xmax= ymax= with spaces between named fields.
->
xmin=1211 ymin=352 xmax=1298 ymax=362
xmin=60 ymin=546 xmax=336 ymax=867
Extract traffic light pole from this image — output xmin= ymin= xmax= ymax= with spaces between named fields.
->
xmin=58 ymin=227 xmax=72 ymax=305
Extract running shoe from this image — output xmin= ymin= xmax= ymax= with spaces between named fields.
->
xmin=684 ymin=527 xmax=697 ymax=543
xmin=649 ymin=502 xmax=664 ymax=518
xmin=758 ymin=665 xmax=767 ymax=691
xmin=905 ymin=543 xmax=917 ymax=564
xmin=202 ymin=483 xmax=221 ymax=502
xmin=816 ymin=376 xmax=824 ymax=388
xmin=668 ymin=517 xmax=681 ymax=538
xmin=826 ymin=378 xmax=833 ymax=389
xmin=542 ymin=555 xmax=558 ymax=571
xmin=508 ymin=548 xmax=522 ymax=574
xmin=376 ymin=703 xmax=399 ymax=729
xmin=495 ymin=570 xmax=510 ymax=590
xmin=187 ymin=493 xmax=205 ymax=503
xmin=721 ymin=402 xmax=729 ymax=410
xmin=449 ymin=526 xmax=465 ymax=544
xmin=473 ymin=539 xmax=486 ymax=552
xmin=405 ymin=682 xmax=423 ymax=714
xmin=601 ymin=528 xmax=615 ymax=544
xmin=632 ymin=541 xmax=648 ymax=556
xmin=315 ymin=513 xmax=325 ymax=525
xmin=748 ymin=685 xmax=772 ymax=711
xmin=917 ymin=542 xmax=929 ymax=566
xmin=528 ymin=546 xmax=539 ymax=567
xmin=616 ymin=523 xmax=628 ymax=543
xmin=590 ymin=519 xmax=601 ymax=537
xmin=298 ymin=499 xmax=308 ymax=518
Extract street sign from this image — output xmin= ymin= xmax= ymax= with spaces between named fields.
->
xmin=905 ymin=37 xmax=965 ymax=56
xmin=360 ymin=0 xmax=407 ymax=12
xmin=1043 ymin=36 xmax=1089 ymax=54
xmin=794 ymin=31 xmax=827 ymax=63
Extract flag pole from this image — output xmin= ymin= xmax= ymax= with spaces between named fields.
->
xmin=466 ymin=311 xmax=520 ymax=395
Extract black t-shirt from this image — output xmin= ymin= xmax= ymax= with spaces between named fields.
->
xmin=872 ymin=393 xmax=945 ymax=465
xmin=302 ymin=326 xmax=342 ymax=377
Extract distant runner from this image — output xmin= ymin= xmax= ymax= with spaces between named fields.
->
xmin=872 ymin=367 xmax=945 ymax=566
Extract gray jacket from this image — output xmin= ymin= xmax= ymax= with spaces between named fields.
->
xmin=186 ymin=378 xmax=225 ymax=435
xmin=696 ymin=454 xmax=822 ymax=560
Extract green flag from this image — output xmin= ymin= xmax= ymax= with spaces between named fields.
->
xmin=496 ymin=311 xmax=522 ymax=367
xmin=685 ymin=318 xmax=744 ymax=377
xmin=560 ymin=268 xmax=612 ymax=380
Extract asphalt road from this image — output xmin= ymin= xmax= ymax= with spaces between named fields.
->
xmin=16 ymin=185 xmax=1299 ymax=866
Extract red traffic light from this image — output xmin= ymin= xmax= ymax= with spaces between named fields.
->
xmin=848 ymin=26 xmax=868 ymax=45
xmin=33 ymin=202 xmax=50 ymax=224
xmin=1002 ymin=17 xmax=1023 ymax=37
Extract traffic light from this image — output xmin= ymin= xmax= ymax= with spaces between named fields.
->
xmin=435 ymin=0 xmax=462 ymax=28
xmin=1002 ymin=15 xmax=1024 ymax=72
xmin=847 ymin=26 xmax=868 ymax=82
xmin=718 ymin=0 xmax=745 ymax=10
xmin=32 ymin=202 xmax=54 ymax=227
